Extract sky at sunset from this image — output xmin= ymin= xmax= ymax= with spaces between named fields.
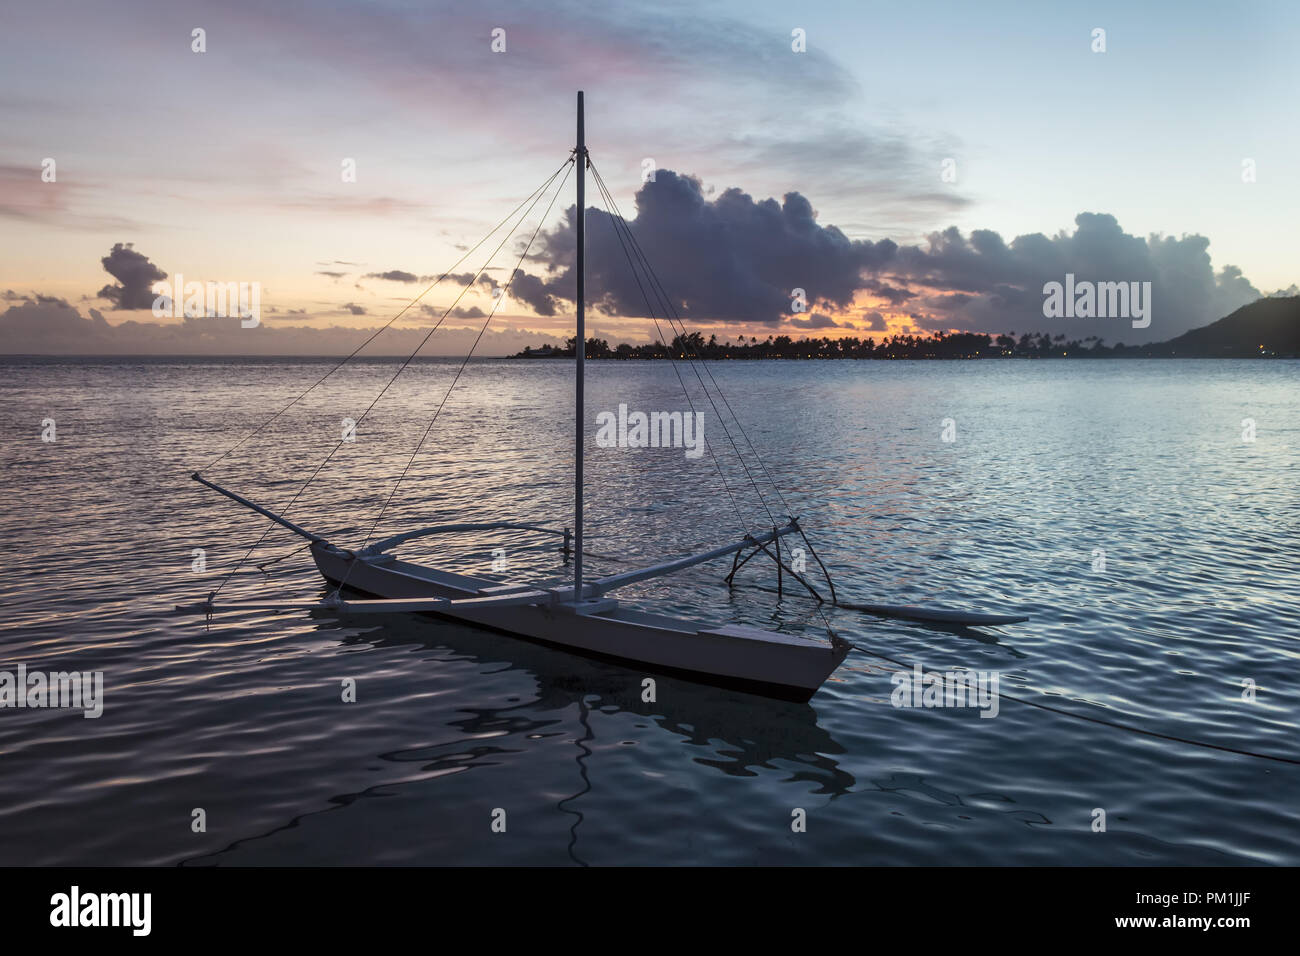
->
xmin=2 ymin=0 xmax=1298 ymax=354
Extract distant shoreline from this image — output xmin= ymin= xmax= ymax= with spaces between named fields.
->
xmin=1 ymin=353 xmax=1295 ymax=363
xmin=504 ymin=351 xmax=1296 ymax=361
xmin=513 ymin=296 xmax=1299 ymax=360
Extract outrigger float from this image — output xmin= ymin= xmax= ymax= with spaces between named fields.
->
xmin=179 ymin=93 xmax=1026 ymax=703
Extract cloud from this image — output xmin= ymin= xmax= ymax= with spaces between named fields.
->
xmin=890 ymin=213 xmax=1262 ymax=341
xmin=420 ymin=302 xmax=489 ymax=320
xmin=316 ymin=270 xmax=348 ymax=279
xmin=365 ymin=269 xmax=421 ymax=282
xmin=524 ymin=169 xmax=897 ymax=324
xmin=860 ymin=311 xmax=888 ymax=331
xmin=342 ymin=302 xmax=367 ymax=315
xmin=97 ymin=242 xmax=166 ymax=310
xmin=447 ymin=272 xmax=497 ymax=289
xmin=506 ymin=268 xmax=559 ymax=316
xmin=0 ymin=164 xmax=144 ymax=232
xmin=789 ymin=313 xmax=840 ymax=329
xmin=860 ymin=278 xmax=916 ymax=306
xmin=0 ymin=300 xmax=117 ymax=350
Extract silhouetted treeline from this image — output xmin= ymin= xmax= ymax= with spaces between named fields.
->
xmin=510 ymin=296 xmax=1298 ymax=360
xmin=515 ymin=330 xmax=1169 ymax=360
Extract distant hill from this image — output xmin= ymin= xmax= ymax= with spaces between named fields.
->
xmin=1149 ymin=296 xmax=1299 ymax=357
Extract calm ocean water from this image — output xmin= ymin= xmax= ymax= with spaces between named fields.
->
xmin=0 ymin=357 xmax=1296 ymax=866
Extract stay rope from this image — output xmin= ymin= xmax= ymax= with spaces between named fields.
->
xmin=589 ymin=161 xmax=840 ymax=604
xmin=589 ymin=162 xmax=782 ymax=533
xmin=589 ymin=160 xmax=795 ymax=526
xmin=331 ymin=158 xmax=575 ymax=597
xmin=206 ymin=160 xmax=573 ymax=600
xmin=585 ymin=165 xmax=752 ymax=539
xmin=198 ymin=158 xmax=575 ymax=476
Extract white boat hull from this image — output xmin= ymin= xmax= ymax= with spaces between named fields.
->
xmin=311 ymin=543 xmax=847 ymax=702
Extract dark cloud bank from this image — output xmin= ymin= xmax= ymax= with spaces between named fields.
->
xmin=510 ymin=169 xmax=1272 ymax=344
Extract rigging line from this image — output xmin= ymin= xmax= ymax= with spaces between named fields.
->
xmin=198 ymin=158 xmax=574 ymax=475
xmin=794 ymin=522 xmax=838 ymax=604
xmin=596 ymin=165 xmax=785 ymax=494
xmin=209 ymin=159 xmax=574 ymax=600
xmin=593 ymin=164 xmax=843 ymax=609
xmin=255 ymin=540 xmax=313 ymax=572
xmin=332 ymin=161 xmax=576 ymax=597
xmin=589 ymin=161 xmax=782 ymax=527
xmin=593 ymin=164 xmax=844 ymax=605
xmin=591 ymin=161 xmax=792 ymax=519
xmin=583 ymin=165 xmax=746 ymax=533
xmin=590 ymin=166 xmax=776 ymax=530
xmin=585 ymin=168 xmax=749 ymax=535
xmin=844 ymin=641 xmax=1300 ymax=767
xmin=587 ymin=168 xmax=751 ymax=538
xmin=589 ymin=163 xmax=797 ymax=522
xmin=592 ymin=162 xmax=843 ymax=599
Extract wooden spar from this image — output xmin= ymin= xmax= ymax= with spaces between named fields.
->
xmin=191 ymin=472 xmax=328 ymax=544
xmin=725 ymin=544 xmax=763 ymax=584
xmin=749 ymin=538 xmax=824 ymax=602
xmin=590 ymin=522 xmax=801 ymax=595
xmin=574 ymin=90 xmax=587 ymax=605
xmin=188 ymin=454 xmax=802 ymax=601
xmin=185 ymin=525 xmax=807 ymax=612
xmin=177 ymin=588 xmax=552 ymax=616
xmin=775 ymin=526 xmax=782 ymax=598
xmin=792 ymin=523 xmax=838 ymax=604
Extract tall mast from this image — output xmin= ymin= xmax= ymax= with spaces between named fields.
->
xmin=574 ymin=90 xmax=586 ymax=603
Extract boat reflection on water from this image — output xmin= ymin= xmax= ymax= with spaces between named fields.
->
xmin=182 ymin=595 xmax=856 ymax=866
